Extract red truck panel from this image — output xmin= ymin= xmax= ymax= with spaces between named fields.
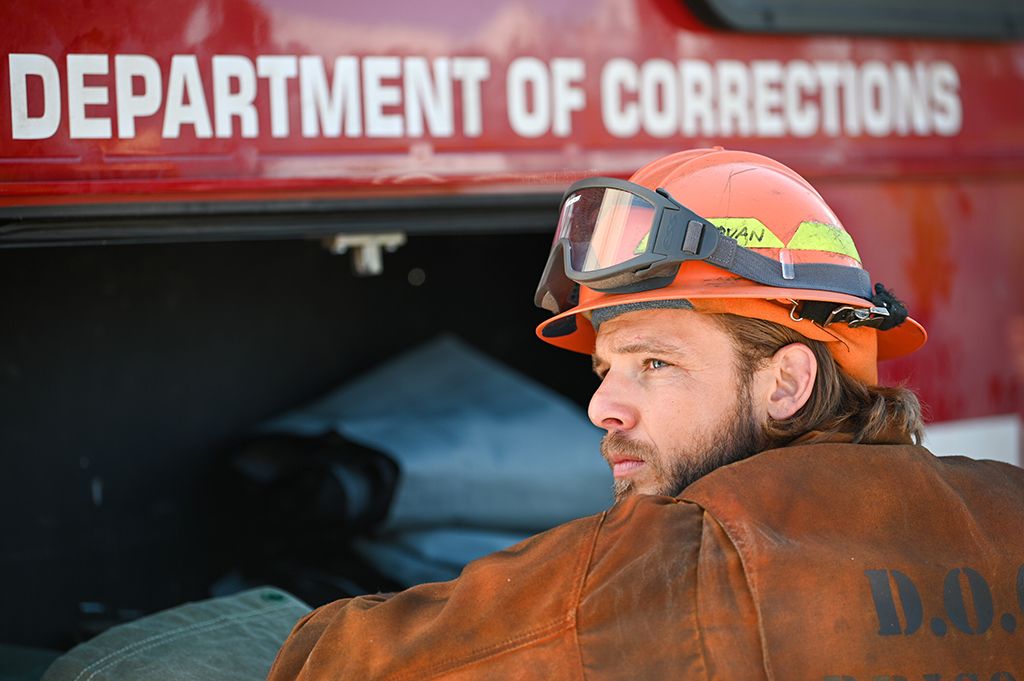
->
xmin=1 ymin=0 xmax=1021 ymax=442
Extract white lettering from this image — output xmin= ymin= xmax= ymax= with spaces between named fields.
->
xmin=860 ymin=60 xmax=892 ymax=137
xmin=507 ymin=57 xmax=550 ymax=138
xmin=600 ymin=58 xmax=639 ymax=138
xmin=815 ymin=62 xmax=842 ymax=137
xmin=115 ymin=55 xmax=162 ymax=138
xmin=213 ymin=55 xmax=258 ymax=138
xmin=841 ymin=61 xmax=861 ymax=136
xmin=751 ymin=60 xmax=784 ymax=137
xmin=715 ymin=60 xmax=751 ymax=136
xmin=930 ymin=61 xmax=962 ymax=136
xmin=451 ymin=57 xmax=489 ymax=137
xmin=8 ymin=53 xmax=60 ymax=140
xmin=891 ymin=61 xmax=931 ymax=136
xmin=404 ymin=57 xmax=454 ymax=138
xmin=550 ymin=58 xmax=585 ymax=137
xmin=784 ymin=60 xmax=817 ymax=138
xmin=363 ymin=56 xmax=403 ymax=137
xmin=4 ymin=53 xmax=966 ymax=144
xmin=67 ymin=54 xmax=111 ymax=139
xmin=639 ymin=58 xmax=677 ymax=138
xmin=600 ymin=58 xmax=963 ymax=140
xmin=680 ymin=59 xmax=714 ymax=137
xmin=162 ymin=55 xmax=213 ymax=139
xmin=257 ymin=56 xmax=297 ymax=138
xmin=299 ymin=56 xmax=361 ymax=138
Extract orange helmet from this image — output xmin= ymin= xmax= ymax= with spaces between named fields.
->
xmin=534 ymin=148 xmax=926 ymax=384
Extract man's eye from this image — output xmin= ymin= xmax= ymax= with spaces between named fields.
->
xmin=645 ymin=358 xmax=670 ymax=370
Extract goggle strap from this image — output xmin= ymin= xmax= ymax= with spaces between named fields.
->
xmin=708 ymin=232 xmax=873 ymax=300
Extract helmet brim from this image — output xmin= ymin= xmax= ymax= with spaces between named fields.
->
xmin=536 ymin=279 xmax=927 ymax=370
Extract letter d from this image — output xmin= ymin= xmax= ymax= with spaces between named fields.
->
xmin=9 ymin=54 xmax=61 ymax=139
xmin=865 ymin=569 xmax=923 ymax=635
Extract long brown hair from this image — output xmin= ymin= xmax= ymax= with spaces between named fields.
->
xmin=711 ymin=314 xmax=924 ymax=447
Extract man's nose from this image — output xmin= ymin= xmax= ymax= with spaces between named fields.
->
xmin=588 ymin=372 xmax=638 ymax=432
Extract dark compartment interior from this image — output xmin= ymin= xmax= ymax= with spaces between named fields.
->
xmin=0 ymin=231 xmax=599 ymax=651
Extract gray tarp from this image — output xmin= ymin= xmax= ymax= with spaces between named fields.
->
xmin=266 ymin=335 xmax=611 ymax=584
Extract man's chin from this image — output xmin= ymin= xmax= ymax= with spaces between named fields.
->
xmin=612 ymin=478 xmax=639 ymax=501
xmin=606 ymin=402 xmax=767 ymax=503
xmin=612 ymin=458 xmax=732 ymax=501
xmin=612 ymin=478 xmax=675 ymax=501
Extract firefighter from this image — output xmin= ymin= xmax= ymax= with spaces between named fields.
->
xmin=267 ymin=149 xmax=1024 ymax=680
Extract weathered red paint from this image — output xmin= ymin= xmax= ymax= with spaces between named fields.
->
xmin=2 ymin=0 xmax=1021 ymax=199
xmin=1 ymin=0 xmax=1022 ymax=431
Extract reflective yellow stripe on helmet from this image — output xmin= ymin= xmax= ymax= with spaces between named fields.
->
xmin=635 ymin=218 xmax=860 ymax=262
xmin=787 ymin=221 xmax=862 ymax=262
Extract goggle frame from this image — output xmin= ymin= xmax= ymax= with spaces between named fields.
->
xmin=535 ymin=177 xmax=721 ymax=314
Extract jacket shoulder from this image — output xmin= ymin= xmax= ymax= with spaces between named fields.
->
xmin=679 ymin=442 xmax=1024 ymax=679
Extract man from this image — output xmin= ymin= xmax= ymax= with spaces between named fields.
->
xmin=267 ymin=149 xmax=1024 ymax=680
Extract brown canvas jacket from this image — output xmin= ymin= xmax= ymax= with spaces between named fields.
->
xmin=266 ymin=440 xmax=1024 ymax=680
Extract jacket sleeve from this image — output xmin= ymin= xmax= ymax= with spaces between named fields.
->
xmin=265 ymin=495 xmax=754 ymax=681
xmin=265 ymin=511 xmax=605 ymax=681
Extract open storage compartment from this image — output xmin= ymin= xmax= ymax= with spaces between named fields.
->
xmin=0 ymin=214 xmax=605 ymax=653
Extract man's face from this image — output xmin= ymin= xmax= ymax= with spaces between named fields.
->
xmin=589 ymin=308 xmax=768 ymax=500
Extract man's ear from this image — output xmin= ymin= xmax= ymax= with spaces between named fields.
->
xmin=765 ymin=342 xmax=817 ymax=420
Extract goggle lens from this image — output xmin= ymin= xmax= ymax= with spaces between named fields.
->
xmin=556 ymin=187 xmax=657 ymax=273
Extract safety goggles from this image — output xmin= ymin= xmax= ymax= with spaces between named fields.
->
xmin=534 ymin=177 xmax=898 ymax=329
